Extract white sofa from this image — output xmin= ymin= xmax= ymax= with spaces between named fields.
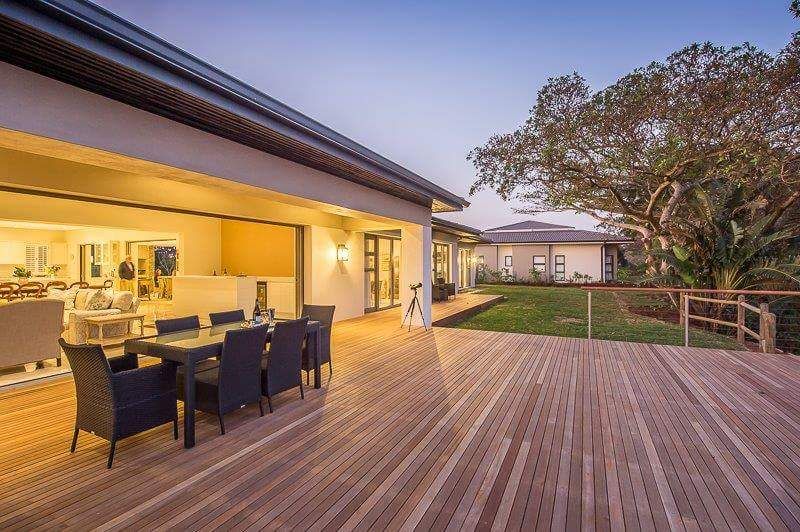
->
xmin=51 ymin=288 xmax=140 ymax=344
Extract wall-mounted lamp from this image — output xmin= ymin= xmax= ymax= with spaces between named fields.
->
xmin=336 ymin=244 xmax=350 ymax=262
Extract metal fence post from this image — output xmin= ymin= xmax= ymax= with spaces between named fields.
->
xmin=587 ymin=290 xmax=592 ymax=340
xmin=684 ymin=293 xmax=690 ymax=347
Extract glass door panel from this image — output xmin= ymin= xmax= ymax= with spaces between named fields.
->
xmin=378 ymin=237 xmax=392 ymax=309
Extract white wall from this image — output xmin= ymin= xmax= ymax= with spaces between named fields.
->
xmin=552 ymin=244 xmax=603 ymax=282
xmin=400 ymin=224 xmax=431 ymax=326
xmin=303 ymin=225 xmax=365 ymax=322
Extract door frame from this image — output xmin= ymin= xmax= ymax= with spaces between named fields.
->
xmin=364 ymin=233 xmax=401 ymax=313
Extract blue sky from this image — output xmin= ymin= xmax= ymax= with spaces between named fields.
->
xmin=94 ymin=0 xmax=798 ymax=230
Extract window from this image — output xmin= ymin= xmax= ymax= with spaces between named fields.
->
xmin=554 ymin=255 xmax=566 ymax=281
xmin=25 ymin=244 xmax=49 ymax=275
xmin=432 ymin=242 xmax=450 ymax=282
xmin=504 ymin=255 xmax=513 ymax=267
xmin=532 ymin=255 xmax=546 ymax=280
xmin=604 ymin=253 xmax=614 ymax=281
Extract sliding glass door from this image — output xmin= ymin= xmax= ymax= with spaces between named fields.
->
xmin=364 ymin=234 xmax=400 ymax=312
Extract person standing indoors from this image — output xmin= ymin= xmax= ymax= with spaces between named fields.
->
xmin=118 ymin=254 xmax=136 ymax=293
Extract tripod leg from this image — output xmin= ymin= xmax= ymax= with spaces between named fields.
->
xmin=408 ymin=297 xmax=415 ymax=332
xmin=401 ymin=296 xmax=415 ymax=329
xmin=414 ymin=296 xmax=428 ymax=330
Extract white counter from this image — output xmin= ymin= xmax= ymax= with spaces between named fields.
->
xmin=172 ymin=276 xmax=257 ymax=321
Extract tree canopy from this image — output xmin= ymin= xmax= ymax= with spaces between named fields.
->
xmin=470 ymin=34 xmax=800 ymax=286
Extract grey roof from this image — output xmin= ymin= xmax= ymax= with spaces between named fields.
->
xmin=431 ymin=216 xmax=489 ymax=243
xmin=0 ymin=0 xmax=468 ymax=212
xmin=484 ymin=220 xmax=574 ymax=231
xmin=482 ymin=229 xmax=632 ymax=244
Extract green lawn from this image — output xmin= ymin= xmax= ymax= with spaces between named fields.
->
xmin=455 ymin=285 xmax=741 ymax=349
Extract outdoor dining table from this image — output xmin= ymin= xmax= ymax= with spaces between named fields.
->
xmin=123 ymin=319 xmax=321 ymax=448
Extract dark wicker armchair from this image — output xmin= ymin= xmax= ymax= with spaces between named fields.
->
xmin=436 ymin=277 xmax=456 ymax=299
xmin=261 ymin=317 xmax=308 ymax=412
xmin=209 ymin=309 xmax=246 ymax=326
xmin=58 ymin=339 xmax=177 ymax=468
xmin=301 ymin=304 xmax=335 ymax=383
xmin=178 ymin=325 xmax=269 ymax=434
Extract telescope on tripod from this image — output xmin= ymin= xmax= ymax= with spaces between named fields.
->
xmin=401 ymin=282 xmax=429 ymax=331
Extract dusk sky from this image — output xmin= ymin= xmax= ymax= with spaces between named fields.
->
xmin=94 ymin=0 xmax=797 ymax=230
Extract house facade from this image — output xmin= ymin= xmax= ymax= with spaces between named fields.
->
xmin=0 ymin=0 xmax=470 ymax=328
xmin=474 ymin=221 xmax=631 ymax=283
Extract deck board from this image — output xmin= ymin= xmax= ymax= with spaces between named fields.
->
xmin=1 ymin=295 xmax=800 ymax=530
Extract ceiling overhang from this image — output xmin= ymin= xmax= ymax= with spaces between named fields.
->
xmin=0 ymin=0 xmax=469 ymax=213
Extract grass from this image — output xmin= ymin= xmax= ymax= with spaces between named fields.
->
xmin=454 ymin=285 xmax=742 ymax=349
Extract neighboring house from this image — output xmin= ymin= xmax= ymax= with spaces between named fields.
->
xmin=474 ymin=221 xmax=632 ymax=283
xmin=431 ymin=217 xmax=487 ymax=292
xmin=0 ymin=0 xmax=471 ymax=325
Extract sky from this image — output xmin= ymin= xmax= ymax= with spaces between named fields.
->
xmin=93 ymin=0 xmax=798 ymax=230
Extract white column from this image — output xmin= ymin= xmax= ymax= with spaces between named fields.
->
xmin=451 ymin=239 xmax=460 ymax=291
xmin=400 ymin=223 xmax=432 ymax=326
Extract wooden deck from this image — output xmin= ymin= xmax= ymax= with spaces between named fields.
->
xmin=2 ymin=297 xmax=800 ymax=530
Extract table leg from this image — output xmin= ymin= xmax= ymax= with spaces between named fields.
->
xmin=183 ymin=359 xmax=196 ymax=448
xmin=313 ymin=326 xmax=321 ymax=389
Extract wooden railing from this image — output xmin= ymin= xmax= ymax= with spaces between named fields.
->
xmin=583 ymin=287 xmax=800 ymax=353
xmin=682 ymin=293 xmax=776 ymax=353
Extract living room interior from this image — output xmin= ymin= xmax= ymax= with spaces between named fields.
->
xmin=0 ymin=198 xmax=301 ymax=386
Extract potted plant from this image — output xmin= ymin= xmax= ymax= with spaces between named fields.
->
xmin=46 ymin=264 xmax=62 ymax=278
xmin=12 ymin=265 xmax=31 ymax=283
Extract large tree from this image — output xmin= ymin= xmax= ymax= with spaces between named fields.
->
xmin=469 ymin=36 xmax=800 ymax=278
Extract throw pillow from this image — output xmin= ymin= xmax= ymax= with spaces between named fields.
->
xmin=86 ymin=289 xmax=113 ymax=311
xmin=48 ymin=287 xmax=78 ymax=310
xmin=111 ymin=291 xmax=134 ymax=312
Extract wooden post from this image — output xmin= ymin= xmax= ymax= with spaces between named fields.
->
xmin=684 ymin=295 xmax=690 ymax=347
xmin=587 ymin=290 xmax=592 ymax=340
xmin=736 ymin=295 xmax=745 ymax=344
xmin=678 ymin=292 xmax=684 ymax=325
xmin=760 ymin=303 xmax=776 ymax=353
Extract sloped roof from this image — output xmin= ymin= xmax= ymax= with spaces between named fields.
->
xmin=0 ymin=0 xmax=468 ymax=212
xmin=485 ymin=220 xmax=574 ymax=232
xmin=483 ymin=228 xmax=632 ymax=244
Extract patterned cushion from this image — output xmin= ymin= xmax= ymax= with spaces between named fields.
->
xmin=48 ymin=287 xmax=79 ymax=310
xmin=85 ymin=290 xmax=113 ymax=311
xmin=111 ymin=291 xmax=134 ymax=311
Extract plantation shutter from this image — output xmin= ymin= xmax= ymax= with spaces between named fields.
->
xmin=25 ymin=244 xmax=49 ymax=275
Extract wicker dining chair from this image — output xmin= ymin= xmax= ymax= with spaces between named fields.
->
xmin=68 ymin=281 xmax=89 ymax=290
xmin=155 ymin=315 xmax=201 ymax=335
xmin=18 ymin=282 xmax=44 ymax=298
xmin=300 ymin=305 xmax=335 ymax=383
xmin=209 ymin=309 xmax=246 ymax=326
xmin=156 ymin=315 xmax=221 ymax=383
xmin=0 ymin=282 xmax=20 ymax=300
xmin=58 ymin=339 xmax=178 ymax=468
xmin=178 ymin=325 xmax=269 ymax=434
xmin=45 ymin=280 xmax=68 ymax=292
xmin=261 ymin=317 xmax=308 ymax=412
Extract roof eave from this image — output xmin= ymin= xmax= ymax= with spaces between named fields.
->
xmin=0 ymin=0 xmax=467 ymax=211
